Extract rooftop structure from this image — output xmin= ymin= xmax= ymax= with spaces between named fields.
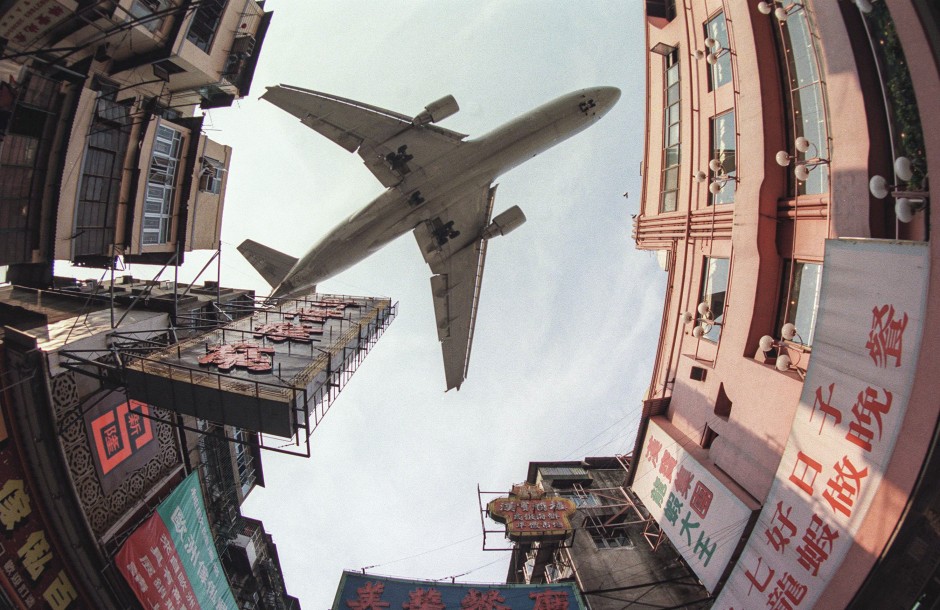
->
xmin=124 ymin=293 xmax=397 ymax=446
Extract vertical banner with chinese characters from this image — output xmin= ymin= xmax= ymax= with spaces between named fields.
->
xmin=333 ymin=571 xmax=587 ymax=609
xmin=714 ymin=239 xmax=929 ymax=609
xmin=0 ymin=409 xmax=83 ymax=609
xmin=117 ymin=472 xmax=237 ymax=610
xmin=633 ymin=418 xmax=756 ymax=591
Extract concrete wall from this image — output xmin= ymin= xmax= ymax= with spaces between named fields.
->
xmin=186 ymin=135 xmax=231 ymax=251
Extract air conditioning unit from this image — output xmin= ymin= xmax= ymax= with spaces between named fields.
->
xmin=230 ymin=34 xmax=255 ymax=56
xmin=231 ymin=533 xmax=259 ymax=570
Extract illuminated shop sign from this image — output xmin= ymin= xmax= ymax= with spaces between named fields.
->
xmin=117 ymin=472 xmax=237 ymax=610
xmin=715 ymin=240 xmax=928 ymax=609
xmin=0 ymin=414 xmax=81 ymax=608
xmin=633 ymin=419 xmax=756 ymax=592
xmin=487 ymin=482 xmax=577 ymax=542
xmin=334 ymin=571 xmax=587 ymax=610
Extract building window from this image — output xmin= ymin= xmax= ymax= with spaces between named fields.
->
xmin=647 ymin=0 xmax=677 ymax=21
xmin=660 ymin=49 xmax=680 ymax=213
xmin=777 ymin=1 xmax=829 ymax=195
xmin=584 ymin=516 xmax=633 ymax=550
xmin=129 ymin=0 xmax=167 ymax=32
xmin=233 ymin=428 xmax=255 ymax=497
xmin=73 ymin=83 xmax=132 ymax=258
xmin=199 ymin=157 xmax=224 ymax=193
xmin=710 ymin=110 xmax=736 ymax=205
xmin=561 ymin=492 xmax=599 ymax=508
xmin=776 ymin=260 xmax=822 ymax=346
xmin=143 ymin=124 xmax=181 ymax=245
xmin=544 ymin=562 xmax=573 ymax=583
xmin=186 ymin=0 xmax=227 ymax=53
xmin=699 ymin=257 xmax=729 ymax=342
xmin=540 ymin=466 xmax=588 ymax=478
xmin=705 ymin=12 xmax=732 ymax=90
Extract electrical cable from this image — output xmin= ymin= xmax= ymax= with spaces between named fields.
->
xmin=359 ymin=533 xmax=481 ymax=572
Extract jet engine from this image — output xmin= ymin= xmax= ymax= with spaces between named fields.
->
xmin=482 ymin=206 xmax=526 ymax=240
xmin=413 ymin=95 xmax=459 ymax=126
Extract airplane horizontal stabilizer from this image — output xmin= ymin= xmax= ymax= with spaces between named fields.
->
xmin=237 ymin=239 xmax=298 ymax=288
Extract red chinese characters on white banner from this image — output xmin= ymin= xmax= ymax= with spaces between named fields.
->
xmin=715 ymin=240 xmax=928 ymax=609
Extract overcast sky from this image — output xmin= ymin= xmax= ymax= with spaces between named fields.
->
xmin=66 ymin=2 xmax=662 ymax=607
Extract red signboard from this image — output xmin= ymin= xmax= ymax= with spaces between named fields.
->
xmin=90 ymin=400 xmax=154 ymax=475
xmin=116 ymin=512 xmax=199 ymax=610
xmin=84 ymin=394 xmax=160 ymax=494
xmin=116 ymin=472 xmax=237 ymax=610
xmin=0 ymin=412 xmax=83 ymax=608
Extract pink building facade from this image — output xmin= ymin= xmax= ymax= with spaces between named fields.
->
xmin=630 ymin=1 xmax=939 ymax=606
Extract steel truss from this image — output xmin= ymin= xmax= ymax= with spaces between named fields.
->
xmin=53 ymin=246 xmax=397 ymax=458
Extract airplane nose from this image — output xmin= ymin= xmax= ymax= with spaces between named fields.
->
xmin=597 ymin=86 xmax=621 ymax=108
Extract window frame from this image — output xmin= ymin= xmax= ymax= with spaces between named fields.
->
xmin=659 ymin=49 xmax=681 ymax=213
xmin=698 ymin=257 xmax=730 ymax=343
xmin=199 ymin=157 xmax=224 ymax=194
xmin=704 ymin=11 xmax=733 ymax=91
xmin=233 ymin=427 xmax=256 ymax=497
xmin=709 ymin=110 xmax=736 ymax=205
xmin=776 ymin=259 xmax=822 ymax=347
xmin=583 ymin=515 xmax=634 ymax=550
xmin=775 ymin=1 xmax=830 ymax=196
xmin=142 ymin=123 xmax=182 ymax=246
xmin=185 ymin=0 xmax=228 ymax=53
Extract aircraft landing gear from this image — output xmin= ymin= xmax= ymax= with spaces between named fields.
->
xmin=386 ymin=144 xmax=414 ymax=173
xmin=408 ymin=191 xmax=426 ymax=206
xmin=432 ymin=220 xmax=461 ymax=246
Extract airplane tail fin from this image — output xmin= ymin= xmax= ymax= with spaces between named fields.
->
xmin=237 ymin=239 xmax=299 ymax=288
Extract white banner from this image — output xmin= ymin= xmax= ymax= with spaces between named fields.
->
xmin=633 ymin=419 xmax=755 ymax=592
xmin=714 ymin=239 xmax=929 ymax=608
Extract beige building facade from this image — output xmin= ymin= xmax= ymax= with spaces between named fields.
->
xmin=0 ymin=0 xmax=268 ymax=279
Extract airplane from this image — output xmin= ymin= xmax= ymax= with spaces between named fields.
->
xmin=238 ymin=84 xmax=621 ymax=391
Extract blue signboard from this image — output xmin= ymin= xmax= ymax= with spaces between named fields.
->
xmin=333 ymin=571 xmax=586 ymax=609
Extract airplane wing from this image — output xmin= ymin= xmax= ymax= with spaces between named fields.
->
xmin=413 ymin=184 xmax=498 ymax=391
xmin=261 ymin=85 xmax=468 ymax=188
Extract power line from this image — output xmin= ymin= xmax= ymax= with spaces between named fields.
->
xmin=359 ymin=533 xmax=481 ymax=572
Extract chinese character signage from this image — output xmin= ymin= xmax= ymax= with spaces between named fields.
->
xmin=333 ymin=572 xmax=587 ymax=610
xmin=0 ymin=410 xmax=82 ymax=608
xmin=84 ymin=392 xmax=159 ymax=493
xmin=714 ymin=239 xmax=929 ymax=608
xmin=125 ymin=295 xmax=395 ymax=438
xmin=0 ymin=0 xmax=73 ymax=44
xmin=633 ymin=419 xmax=757 ymax=592
xmin=117 ymin=472 xmax=237 ymax=610
xmin=487 ymin=482 xmax=576 ymax=542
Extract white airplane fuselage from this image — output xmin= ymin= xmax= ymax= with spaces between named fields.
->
xmin=270 ymin=87 xmax=621 ymax=299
